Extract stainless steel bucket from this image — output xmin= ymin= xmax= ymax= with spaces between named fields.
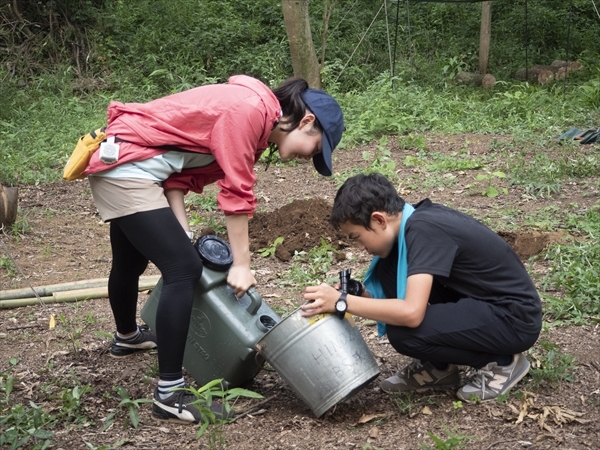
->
xmin=255 ymin=308 xmax=380 ymax=417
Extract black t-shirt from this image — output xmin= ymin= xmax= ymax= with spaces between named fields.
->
xmin=376 ymin=199 xmax=541 ymax=331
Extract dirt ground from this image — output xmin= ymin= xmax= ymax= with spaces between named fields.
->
xmin=1 ymin=134 xmax=599 ymax=449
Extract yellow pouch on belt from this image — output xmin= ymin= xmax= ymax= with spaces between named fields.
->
xmin=63 ymin=127 xmax=106 ymax=181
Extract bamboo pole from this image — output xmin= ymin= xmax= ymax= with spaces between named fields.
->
xmin=1 ymin=275 xmax=161 ymax=300
xmin=0 ymin=275 xmax=161 ymax=308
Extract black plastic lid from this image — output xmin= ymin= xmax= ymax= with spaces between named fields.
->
xmin=195 ymin=235 xmax=233 ymax=271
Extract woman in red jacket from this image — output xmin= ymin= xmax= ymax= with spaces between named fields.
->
xmin=84 ymin=75 xmax=344 ymax=424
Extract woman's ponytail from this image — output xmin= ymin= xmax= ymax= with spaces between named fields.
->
xmin=272 ymin=78 xmax=314 ymax=132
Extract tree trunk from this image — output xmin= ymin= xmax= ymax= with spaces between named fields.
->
xmin=479 ymin=1 xmax=492 ymax=74
xmin=515 ymin=67 xmax=554 ymax=84
xmin=456 ymin=72 xmax=496 ymax=89
xmin=282 ymin=0 xmax=321 ymax=88
xmin=0 ymin=185 xmax=18 ymax=227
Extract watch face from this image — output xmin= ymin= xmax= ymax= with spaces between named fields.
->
xmin=335 ymin=300 xmax=346 ymax=312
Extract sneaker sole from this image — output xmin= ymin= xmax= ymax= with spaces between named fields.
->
xmin=109 ymin=348 xmax=156 ymax=358
xmin=381 ymin=383 xmax=461 ymax=394
xmin=152 ymin=403 xmax=200 ymax=424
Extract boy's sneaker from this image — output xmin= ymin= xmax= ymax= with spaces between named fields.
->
xmin=152 ymin=388 xmax=233 ymax=424
xmin=456 ymin=353 xmax=530 ymax=402
xmin=380 ymin=359 xmax=460 ymax=393
xmin=110 ymin=325 xmax=157 ymax=358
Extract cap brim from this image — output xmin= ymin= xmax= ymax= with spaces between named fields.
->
xmin=313 ymin=132 xmax=333 ymax=176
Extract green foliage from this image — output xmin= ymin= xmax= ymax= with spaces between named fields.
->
xmin=540 ymin=203 xmax=600 ymax=324
xmin=466 ymin=170 xmax=508 ymax=198
xmin=281 ymin=239 xmax=337 ymax=288
xmin=55 ymin=310 xmax=97 ymax=357
xmin=102 ymin=386 xmax=154 ymax=430
xmin=528 ymin=338 xmax=577 ymax=388
xmin=0 ymin=257 xmax=16 ymax=277
xmin=0 ymin=361 xmax=95 ymax=449
xmin=578 ymin=70 xmax=600 ymax=108
xmin=390 ymin=392 xmax=438 ymax=417
xmin=186 ymin=192 xmax=218 ymax=212
xmin=509 ymin=144 xmax=600 ymax=199
xmin=419 ymin=423 xmax=475 ymax=450
xmin=0 ymin=0 xmax=598 ymax=191
xmin=257 ymin=237 xmax=284 ymax=258
xmin=4 ymin=211 xmax=32 ymax=239
xmin=181 ymin=379 xmax=263 ymax=440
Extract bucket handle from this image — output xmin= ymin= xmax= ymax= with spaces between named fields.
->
xmin=245 ymin=287 xmax=262 ymax=315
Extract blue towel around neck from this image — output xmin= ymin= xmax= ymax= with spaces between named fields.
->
xmin=363 ymin=203 xmax=415 ymax=337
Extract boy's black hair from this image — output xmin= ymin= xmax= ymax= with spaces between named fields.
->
xmin=330 ymin=173 xmax=405 ymax=230
xmin=272 ymin=77 xmax=323 ymax=134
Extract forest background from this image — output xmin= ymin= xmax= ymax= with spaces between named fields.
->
xmin=1 ymin=0 xmax=599 ymax=186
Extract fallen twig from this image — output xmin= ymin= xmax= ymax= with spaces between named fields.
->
xmin=6 ymin=324 xmax=43 ymax=331
xmin=229 ymin=395 xmax=277 ymax=423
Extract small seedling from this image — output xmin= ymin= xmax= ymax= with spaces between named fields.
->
xmin=102 ymin=386 xmax=153 ymax=430
xmin=256 ymin=236 xmax=284 ymax=258
xmin=420 ymin=423 xmax=475 ymax=450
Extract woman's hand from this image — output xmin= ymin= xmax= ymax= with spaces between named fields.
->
xmin=301 ymin=283 xmax=341 ymax=317
xmin=227 ymin=264 xmax=257 ymax=298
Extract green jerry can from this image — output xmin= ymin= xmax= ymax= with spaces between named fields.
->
xmin=140 ymin=235 xmax=281 ymax=388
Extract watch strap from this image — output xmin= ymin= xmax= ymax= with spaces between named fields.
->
xmin=335 ymin=291 xmax=347 ymax=319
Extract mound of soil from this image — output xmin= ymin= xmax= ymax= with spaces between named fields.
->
xmin=249 ymin=198 xmax=346 ymax=261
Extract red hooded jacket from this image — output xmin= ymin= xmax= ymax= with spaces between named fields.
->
xmin=84 ymin=75 xmax=281 ymax=215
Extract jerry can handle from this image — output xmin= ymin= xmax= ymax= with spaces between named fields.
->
xmin=246 ymin=287 xmax=262 ymax=315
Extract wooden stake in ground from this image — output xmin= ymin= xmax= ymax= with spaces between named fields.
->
xmin=0 ymin=185 xmax=18 ymax=227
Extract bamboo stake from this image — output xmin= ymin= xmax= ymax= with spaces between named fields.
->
xmin=1 ymin=275 xmax=161 ymax=300
xmin=0 ymin=275 xmax=162 ymax=308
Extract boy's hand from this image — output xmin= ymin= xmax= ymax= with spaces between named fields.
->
xmin=301 ymin=283 xmax=340 ymax=317
xmin=227 ymin=265 xmax=257 ymax=298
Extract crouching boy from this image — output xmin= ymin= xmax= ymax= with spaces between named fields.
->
xmin=302 ymin=173 xmax=542 ymax=401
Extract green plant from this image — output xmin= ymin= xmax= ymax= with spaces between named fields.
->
xmin=186 ymin=192 xmax=218 ymax=212
xmin=102 ymin=386 xmax=154 ymax=430
xmin=281 ymin=239 xmax=337 ymax=288
xmin=0 ymin=362 xmax=56 ymax=450
xmin=181 ymin=379 xmax=263 ymax=440
xmin=55 ymin=309 xmax=97 ymax=357
xmin=399 ymin=133 xmax=428 ymax=152
xmin=0 ymin=256 xmax=16 ymax=277
xmin=579 ymin=73 xmax=600 ymax=108
xmin=364 ymin=136 xmax=398 ymax=182
xmin=528 ymin=338 xmax=576 ymax=388
xmin=6 ymin=211 xmax=32 ymax=239
xmin=54 ymin=382 xmax=94 ymax=425
xmin=468 ymin=170 xmax=508 ymax=198
xmin=542 ymin=238 xmax=600 ymax=324
xmin=256 ymin=237 xmax=284 ymax=258
xmin=419 ymin=423 xmax=475 ymax=450
xmin=390 ymin=392 xmax=438 ymax=417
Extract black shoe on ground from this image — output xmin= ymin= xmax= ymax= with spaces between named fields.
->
xmin=110 ymin=324 xmax=157 ymax=358
xmin=152 ymin=387 xmax=234 ymax=424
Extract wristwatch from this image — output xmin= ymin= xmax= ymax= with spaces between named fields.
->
xmin=335 ymin=292 xmax=347 ymax=319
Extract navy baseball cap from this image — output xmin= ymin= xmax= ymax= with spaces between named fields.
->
xmin=301 ymin=89 xmax=344 ymax=176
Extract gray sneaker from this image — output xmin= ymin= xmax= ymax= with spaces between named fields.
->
xmin=380 ymin=359 xmax=460 ymax=393
xmin=456 ymin=353 xmax=530 ymax=402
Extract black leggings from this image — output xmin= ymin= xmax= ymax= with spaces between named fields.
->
xmin=109 ymin=207 xmax=203 ymax=381
xmin=386 ymin=280 xmax=540 ymax=369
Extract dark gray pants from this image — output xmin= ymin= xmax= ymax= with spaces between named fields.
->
xmin=386 ymin=282 xmax=540 ymax=369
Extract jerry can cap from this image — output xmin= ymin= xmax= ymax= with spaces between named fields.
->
xmin=195 ymin=235 xmax=233 ymax=271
